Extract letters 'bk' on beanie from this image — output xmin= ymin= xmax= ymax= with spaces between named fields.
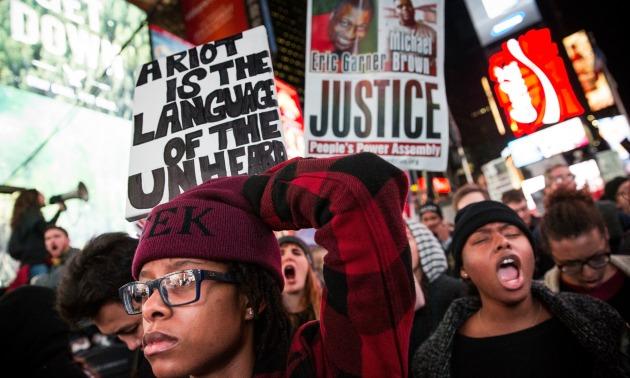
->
xmin=131 ymin=175 xmax=282 ymax=287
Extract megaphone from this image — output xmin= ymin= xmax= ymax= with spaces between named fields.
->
xmin=49 ymin=182 xmax=89 ymax=204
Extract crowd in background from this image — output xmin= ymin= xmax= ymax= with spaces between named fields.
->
xmin=0 ymin=155 xmax=629 ymax=377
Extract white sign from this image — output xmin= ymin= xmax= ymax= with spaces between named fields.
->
xmin=126 ymin=26 xmax=285 ymax=221
xmin=304 ymin=0 xmax=448 ymax=171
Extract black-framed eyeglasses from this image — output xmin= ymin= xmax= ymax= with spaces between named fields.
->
xmin=557 ymin=253 xmax=611 ymax=276
xmin=118 ymin=269 xmax=238 ymax=315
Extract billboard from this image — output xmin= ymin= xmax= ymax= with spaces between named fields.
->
xmin=562 ymin=30 xmax=615 ymax=112
xmin=0 ymin=0 xmax=151 ymax=250
xmin=507 ymin=117 xmax=588 ymax=168
xmin=150 ymin=24 xmax=194 ymax=61
xmin=180 ymin=0 xmax=250 ymax=45
xmin=305 ymin=0 xmax=449 ymax=171
xmin=488 ymin=28 xmax=584 ymax=137
xmin=0 ymin=0 xmax=150 ymax=119
xmin=464 ymin=0 xmax=542 ymax=47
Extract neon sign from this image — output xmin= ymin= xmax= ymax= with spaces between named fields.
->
xmin=488 ymin=28 xmax=584 ymax=137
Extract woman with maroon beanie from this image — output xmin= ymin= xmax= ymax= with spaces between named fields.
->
xmin=119 ymin=153 xmax=415 ymax=377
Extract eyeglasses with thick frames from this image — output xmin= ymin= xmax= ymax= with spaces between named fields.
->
xmin=119 ymin=269 xmax=238 ymax=315
xmin=557 ymin=253 xmax=611 ymax=276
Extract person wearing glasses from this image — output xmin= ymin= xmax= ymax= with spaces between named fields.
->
xmin=543 ymin=163 xmax=577 ymax=195
xmin=543 ymin=162 xmax=628 ymax=255
xmin=413 ymin=201 xmax=630 ymax=377
xmin=118 ymin=153 xmax=414 ymax=377
xmin=541 ymin=189 xmax=630 ymax=322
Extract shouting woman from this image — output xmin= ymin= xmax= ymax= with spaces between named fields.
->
xmin=413 ymin=201 xmax=630 ymax=378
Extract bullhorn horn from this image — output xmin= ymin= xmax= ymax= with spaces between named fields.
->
xmin=49 ymin=182 xmax=89 ymax=204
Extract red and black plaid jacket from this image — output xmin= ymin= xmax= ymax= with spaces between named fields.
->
xmin=244 ymin=153 xmax=415 ymax=377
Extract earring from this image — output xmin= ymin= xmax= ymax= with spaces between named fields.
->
xmin=245 ymin=308 xmax=254 ymax=319
xmin=461 ymin=272 xmax=469 ymax=279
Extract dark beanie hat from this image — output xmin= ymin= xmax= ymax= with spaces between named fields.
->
xmin=451 ymin=201 xmax=534 ymax=273
xmin=132 ymin=175 xmax=282 ymax=288
xmin=278 ymin=235 xmax=313 ymax=264
xmin=419 ymin=202 xmax=442 ymax=218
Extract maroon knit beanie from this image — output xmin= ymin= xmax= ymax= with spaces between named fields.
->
xmin=131 ymin=175 xmax=283 ymax=288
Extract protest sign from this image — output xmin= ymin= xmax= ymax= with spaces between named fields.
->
xmin=126 ymin=26 xmax=286 ymax=221
xmin=305 ymin=0 xmax=448 ymax=171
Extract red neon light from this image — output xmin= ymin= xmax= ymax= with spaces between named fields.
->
xmin=418 ymin=177 xmax=451 ymax=194
xmin=488 ymin=28 xmax=584 ymax=137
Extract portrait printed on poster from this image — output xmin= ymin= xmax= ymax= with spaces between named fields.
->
xmin=310 ymin=0 xmax=386 ymax=74
xmin=382 ymin=0 xmax=437 ymax=75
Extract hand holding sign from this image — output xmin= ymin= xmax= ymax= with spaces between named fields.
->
xmin=126 ymin=26 xmax=287 ymax=221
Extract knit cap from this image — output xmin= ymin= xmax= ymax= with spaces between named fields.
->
xmin=131 ymin=175 xmax=282 ymax=288
xmin=278 ymin=235 xmax=313 ymax=265
xmin=452 ymin=201 xmax=534 ymax=273
xmin=419 ymin=202 xmax=442 ymax=219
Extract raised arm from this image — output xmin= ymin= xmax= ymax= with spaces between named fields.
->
xmin=243 ymin=153 xmax=415 ymax=377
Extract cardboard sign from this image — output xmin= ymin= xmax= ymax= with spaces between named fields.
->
xmin=126 ymin=26 xmax=286 ymax=221
xmin=305 ymin=0 xmax=448 ymax=171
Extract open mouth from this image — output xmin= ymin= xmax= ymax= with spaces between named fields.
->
xmin=283 ymin=264 xmax=296 ymax=281
xmin=496 ymin=255 xmax=524 ymax=290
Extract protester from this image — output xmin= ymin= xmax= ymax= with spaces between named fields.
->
xmin=501 ymin=188 xmax=553 ymax=278
xmin=278 ymin=235 xmax=322 ymax=333
xmin=419 ymin=202 xmax=452 ymax=253
xmin=501 ymin=189 xmax=538 ymax=231
xmin=413 ymin=201 xmax=630 ymax=377
xmin=32 ymin=226 xmax=80 ymax=289
xmin=0 ymin=286 xmax=88 ymax=377
xmin=452 ymin=183 xmax=490 ymax=212
xmin=119 ymin=153 xmax=414 ymax=377
xmin=543 ymin=163 xmax=577 ymax=195
xmin=405 ymin=218 xmax=466 ymax=370
xmin=8 ymin=189 xmax=65 ymax=281
xmin=310 ymin=244 xmax=328 ymax=285
xmin=406 ymin=218 xmax=449 ymax=282
xmin=541 ymin=189 xmax=630 ymax=322
xmin=602 ymin=176 xmax=630 ymax=214
xmin=56 ymin=232 xmax=154 ymax=377
xmin=543 ymin=163 xmax=628 ymax=253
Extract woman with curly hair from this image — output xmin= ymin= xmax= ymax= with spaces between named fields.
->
xmin=541 ymin=188 xmax=630 ymax=322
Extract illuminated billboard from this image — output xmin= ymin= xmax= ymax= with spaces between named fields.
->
xmin=149 ymin=24 xmax=193 ymax=61
xmin=0 ymin=0 xmax=150 ymax=119
xmin=464 ymin=0 xmax=542 ymax=46
xmin=507 ymin=117 xmax=588 ymax=167
xmin=562 ymin=30 xmax=615 ymax=112
xmin=0 ymin=0 xmax=151 ymax=249
xmin=488 ymin=28 xmax=584 ymax=137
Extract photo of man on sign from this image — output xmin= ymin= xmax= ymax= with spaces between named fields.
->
xmin=385 ymin=0 xmax=437 ymax=75
xmin=311 ymin=0 xmax=377 ymax=55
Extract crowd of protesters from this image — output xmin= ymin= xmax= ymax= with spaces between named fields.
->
xmin=1 ymin=153 xmax=629 ymax=377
